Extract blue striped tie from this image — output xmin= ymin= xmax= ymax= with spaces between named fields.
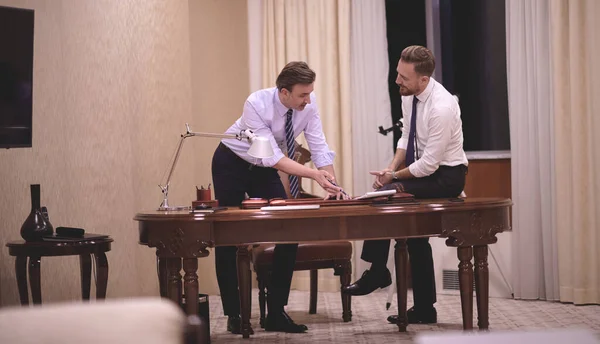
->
xmin=285 ymin=109 xmax=300 ymax=198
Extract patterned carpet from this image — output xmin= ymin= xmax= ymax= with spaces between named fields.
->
xmin=208 ymin=289 xmax=600 ymax=343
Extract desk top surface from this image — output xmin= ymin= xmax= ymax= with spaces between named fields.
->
xmin=135 ymin=197 xmax=512 ymax=222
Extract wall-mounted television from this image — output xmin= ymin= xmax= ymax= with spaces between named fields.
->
xmin=0 ymin=5 xmax=34 ymax=149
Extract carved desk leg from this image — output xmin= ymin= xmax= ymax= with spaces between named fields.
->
xmin=457 ymin=247 xmax=474 ymax=330
xmin=394 ymin=239 xmax=409 ymax=332
xmin=80 ymin=254 xmax=92 ymax=300
xmin=28 ymin=255 xmax=42 ymax=305
xmin=237 ymin=245 xmax=252 ymax=338
xmin=157 ymin=253 xmax=168 ymax=298
xmin=183 ymin=258 xmax=199 ymax=316
xmin=167 ymin=258 xmax=183 ymax=307
xmin=15 ymin=256 xmax=29 ymax=305
xmin=474 ymin=245 xmax=489 ymax=330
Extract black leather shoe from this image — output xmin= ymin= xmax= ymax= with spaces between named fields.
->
xmin=342 ymin=268 xmax=392 ymax=296
xmin=227 ymin=316 xmax=254 ymax=335
xmin=264 ymin=311 xmax=308 ymax=333
xmin=387 ymin=307 xmax=437 ymax=324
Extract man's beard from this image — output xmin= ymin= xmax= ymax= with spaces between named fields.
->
xmin=398 ymin=85 xmax=414 ymax=96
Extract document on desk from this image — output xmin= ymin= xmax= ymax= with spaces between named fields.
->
xmin=260 ymin=204 xmax=321 ymax=211
xmin=354 ymin=189 xmax=396 ymax=200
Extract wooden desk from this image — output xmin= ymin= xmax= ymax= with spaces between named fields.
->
xmin=135 ymin=197 xmax=511 ymax=338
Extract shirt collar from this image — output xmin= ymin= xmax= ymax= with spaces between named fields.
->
xmin=415 ymin=77 xmax=436 ymax=103
xmin=273 ymin=88 xmax=292 ymax=116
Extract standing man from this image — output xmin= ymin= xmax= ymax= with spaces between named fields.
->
xmin=212 ymin=61 xmax=346 ymax=334
xmin=342 ymin=45 xmax=468 ymax=325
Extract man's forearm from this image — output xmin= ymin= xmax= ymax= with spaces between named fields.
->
xmin=393 ymin=166 xmax=415 ymax=180
xmin=274 ymin=157 xmax=316 ymax=179
xmin=318 ymin=164 xmax=336 ymax=180
xmin=388 ymin=148 xmax=407 ymax=170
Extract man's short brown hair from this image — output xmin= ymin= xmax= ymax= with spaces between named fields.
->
xmin=400 ymin=45 xmax=435 ymax=77
xmin=276 ymin=61 xmax=316 ymax=91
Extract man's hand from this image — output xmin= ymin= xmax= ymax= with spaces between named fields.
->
xmin=325 ymin=190 xmax=349 ymax=200
xmin=370 ymin=168 xmax=394 ymax=189
xmin=324 ymin=182 xmax=350 ymax=200
xmin=312 ymin=170 xmax=342 ymax=195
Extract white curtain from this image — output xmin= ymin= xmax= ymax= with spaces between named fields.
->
xmin=262 ymin=0 xmax=352 ymax=198
xmin=349 ymin=0 xmax=394 ymax=278
xmin=261 ymin=0 xmax=352 ymax=291
xmin=550 ymin=0 xmax=600 ymax=305
xmin=506 ymin=0 xmax=560 ymax=301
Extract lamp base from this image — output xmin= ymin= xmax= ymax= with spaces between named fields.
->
xmin=157 ymin=205 xmax=191 ymax=211
xmin=192 ymin=200 xmax=219 ymax=209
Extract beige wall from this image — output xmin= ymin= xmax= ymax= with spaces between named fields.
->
xmin=0 ymin=0 xmax=249 ymax=306
xmin=188 ymin=0 xmax=250 ymax=295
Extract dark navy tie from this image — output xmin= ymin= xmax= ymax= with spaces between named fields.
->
xmin=405 ymin=97 xmax=419 ymax=166
xmin=284 ymin=109 xmax=299 ymax=198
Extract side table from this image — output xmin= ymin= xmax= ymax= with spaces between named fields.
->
xmin=6 ymin=236 xmax=113 ymax=305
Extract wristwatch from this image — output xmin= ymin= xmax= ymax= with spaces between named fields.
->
xmin=391 ymin=170 xmax=398 ymax=179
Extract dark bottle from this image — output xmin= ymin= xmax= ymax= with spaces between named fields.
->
xmin=20 ymin=184 xmax=54 ymax=241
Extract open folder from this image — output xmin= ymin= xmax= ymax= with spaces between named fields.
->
xmin=354 ymin=189 xmax=397 ymax=200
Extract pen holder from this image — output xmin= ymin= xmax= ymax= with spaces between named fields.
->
xmin=197 ymin=188 xmax=212 ymax=201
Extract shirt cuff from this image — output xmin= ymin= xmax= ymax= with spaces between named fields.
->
xmin=397 ymin=137 xmax=408 ymax=150
xmin=311 ymin=151 xmax=336 ymax=169
xmin=408 ymin=161 xmax=433 ymax=178
xmin=261 ymin=151 xmax=285 ymax=167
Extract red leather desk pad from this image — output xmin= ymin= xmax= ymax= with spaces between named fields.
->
xmin=241 ymin=192 xmax=415 ymax=209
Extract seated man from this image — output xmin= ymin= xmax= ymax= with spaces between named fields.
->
xmin=342 ymin=45 xmax=468 ymax=324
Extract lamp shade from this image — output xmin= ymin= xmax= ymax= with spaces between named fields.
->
xmin=247 ymin=136 xmax=274 ymax=159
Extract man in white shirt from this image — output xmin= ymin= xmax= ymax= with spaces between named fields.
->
xmin=342 ymin=46 xmax=468 ymax=325
xmin=212 ymin=61 xmax=346 ymax=334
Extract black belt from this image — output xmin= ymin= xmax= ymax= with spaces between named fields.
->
xmin=218 ymin=142 xmax=239 ymax=158
xmin=437 ymin=164 xmax=468 ymax=175
xmin=218 ymin=142 xmax=263 ymax=171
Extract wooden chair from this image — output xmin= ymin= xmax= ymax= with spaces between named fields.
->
xmin=251 ymin=143 xmax=352 ymax=327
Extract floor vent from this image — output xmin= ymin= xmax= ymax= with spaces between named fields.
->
xmin=442 ymin=269 xmax=476 ymax=291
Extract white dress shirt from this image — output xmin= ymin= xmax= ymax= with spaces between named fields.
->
xmin=222 ymin=87 xmax=336 ymax=168
xmin=397 ymin=78 xmax=468 ymax=178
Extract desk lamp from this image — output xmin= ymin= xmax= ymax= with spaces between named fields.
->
xmin=158 ymin=123 xmax=273 ymax=211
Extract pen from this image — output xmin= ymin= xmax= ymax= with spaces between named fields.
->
xmin=327 ymin=179 xmax=350 ymax=198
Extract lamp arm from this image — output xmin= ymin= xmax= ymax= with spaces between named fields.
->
xmin=162 ymin=135 xmax=186 ymax=193
xmin=185 ymin=131 xmax=247 ymax=140
xmin=158 ymin=124 xmax=258 ymax=210
xmin=184 ymin=123 xmax=255 ymax=142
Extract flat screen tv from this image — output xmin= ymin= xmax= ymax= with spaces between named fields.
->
xmin=0 ymin=6 xmax=34 ymax=149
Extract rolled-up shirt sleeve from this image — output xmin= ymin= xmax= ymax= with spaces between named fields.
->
xmin=240 ymin=100 xmax=285 ymax=167
xmin=396 ymin=97 xmax=411 ymax=150
xmin=408 ymin=106 xmax=453 ymax=177
xmin=304 ymin=98 xmax=336 ymax=168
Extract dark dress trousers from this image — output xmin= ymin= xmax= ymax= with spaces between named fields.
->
xmin=361 ymin=164 xmax=467 ymax=309
xmin=212 ymin=142 xmax=297 ymax=316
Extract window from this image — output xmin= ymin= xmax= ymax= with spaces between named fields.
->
xmin=384 ymin=0 xmax=510 ymax=152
